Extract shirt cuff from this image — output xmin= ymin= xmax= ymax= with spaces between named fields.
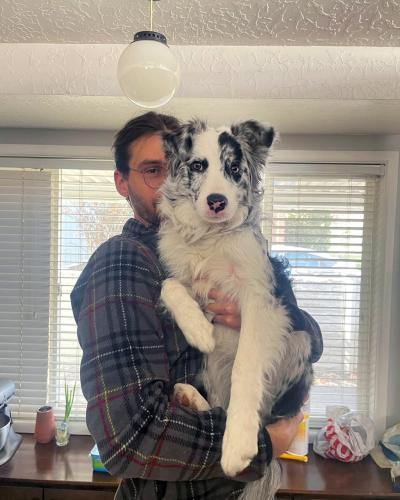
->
xmin=234 ymin=427 xmax=273 ymax=482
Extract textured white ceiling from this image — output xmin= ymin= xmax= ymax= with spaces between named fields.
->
xmin=2 ymin=44 xmax=400 ymax=100
xmin=1 ymin=43 xmax=399 ymax=132
xmin=1 ymin=0 xmax=399 ymax=46
xmin=1 ymin=2 xmax=399 ymax=132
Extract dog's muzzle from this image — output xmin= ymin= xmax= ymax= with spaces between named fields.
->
xmin=207 ymin=193 xmax=228 ymax=213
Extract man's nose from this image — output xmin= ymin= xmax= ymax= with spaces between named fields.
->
xmin=207 ymin=193 xmax=228 ymax=213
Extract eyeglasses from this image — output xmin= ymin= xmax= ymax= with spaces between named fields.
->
xmin=128 ymin=162 xmax=169 ymax=189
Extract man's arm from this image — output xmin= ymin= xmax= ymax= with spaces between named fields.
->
xmin=71 ymin=236 xmax=272 ymax=482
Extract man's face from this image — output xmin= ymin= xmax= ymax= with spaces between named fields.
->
xmin=114 ymin=134 xmax=167 ymax=226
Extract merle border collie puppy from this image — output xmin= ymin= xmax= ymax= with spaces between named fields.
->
xmin=158 ymin=120 xmax=313 ymax=499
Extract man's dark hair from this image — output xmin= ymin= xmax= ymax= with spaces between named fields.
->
xmin=113 ymin=112 xmax=181 ymax=177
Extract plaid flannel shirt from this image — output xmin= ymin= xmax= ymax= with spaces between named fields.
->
xmin=71 ymin=218 xmax=323 ymax=500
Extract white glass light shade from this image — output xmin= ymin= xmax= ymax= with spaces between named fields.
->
xmin=117 ymin=33 xmax=180 ymax=109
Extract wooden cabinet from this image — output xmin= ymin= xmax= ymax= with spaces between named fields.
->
xmin=0 ymin=486 xmax=117 ymax=500
xmin=1 ymin=435 xmax=399 ymax=500
xmin=0 ymin=485 xmax=42 ymax=500
xmin=44 ymin=489 xmax=115 ymax=500
xmin=0 ymin=435 xmax=118 ymax=500
xmin=0 ymin=487 xmax=315 ymax=500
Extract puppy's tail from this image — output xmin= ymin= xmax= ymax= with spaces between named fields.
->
xmin=239 ymin=458 xmax=281 ymax=500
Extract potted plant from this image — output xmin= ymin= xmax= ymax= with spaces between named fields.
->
xmin=55 ymin=381 xmax=76 ymax=447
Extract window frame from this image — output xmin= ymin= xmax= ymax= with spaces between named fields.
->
xmin=270 ymin=148 xmax=400 ymax=438
xmin=0 ymin=144 xmax=398 ymax=438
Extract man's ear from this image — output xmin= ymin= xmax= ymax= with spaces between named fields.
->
xmin=114 ymin=169 xmax=129 ymax=199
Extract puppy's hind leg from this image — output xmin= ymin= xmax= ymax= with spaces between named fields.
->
xmin=269 ymin=330 xmax=313 ymax=419
xmin=173 ymin=383 xmax=211 ymax=411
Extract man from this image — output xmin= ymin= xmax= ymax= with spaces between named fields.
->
xmin=71 ymin=112 xmax=323 ymax=499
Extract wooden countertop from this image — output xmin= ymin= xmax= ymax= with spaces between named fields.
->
xmin=0 ymin=434 xmax=117 ymax=490
xmin=0 ymin=434 xmax=399 ymax=498
xmin=279 ymin=447 xmax=399 ymax=498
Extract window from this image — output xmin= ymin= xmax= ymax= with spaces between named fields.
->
xmin=0 ymin=170 xmax=51 ymax=423
xmin=0 ymin=159 xmax=387 ymax=431
xmin=47 ymin=169 xmax=131 ymax=424
xmin=262 ymin=163 xmax=384 ymax=425
xmin=0 ymin=165 xmax=130 ymax=430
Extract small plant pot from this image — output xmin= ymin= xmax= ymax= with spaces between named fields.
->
xmin=35 ymin=406 xmax=56 ymax=444
xmin=55 ymin=420 xmax=70 ymax=447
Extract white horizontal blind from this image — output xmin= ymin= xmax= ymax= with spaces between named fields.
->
xmin=0 ymin=161 xmax=384 ymax=430
xmin=262 ymin=167 xmax=382 ymax=423
xmin=0 ymin=169 xmax=51 ymax=422
xmin=47 ymin=169 xmax=131 ymax=423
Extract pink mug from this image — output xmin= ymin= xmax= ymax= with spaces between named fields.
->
xmin=34 ymin=405 xmax=56 ymax=444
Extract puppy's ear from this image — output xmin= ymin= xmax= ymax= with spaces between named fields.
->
xmin=163 ymin=128 xmax=183 ymax=159
xmin=231 ymin=120 xmax=275 ymax=194
xmin=231 ymin=120 xmax=275 ymax=154
xmin=161 ymin=127 xmax=182 ymax=180
xmin=178 ymin=119 xmax=207 ymax=158
xmin=164 ymin=119 xmax=206 ymax=156
xmin=163 ymin=120 xmax=205 ymax=177
xmin=185 ymin=118 xmax=207 ymax=137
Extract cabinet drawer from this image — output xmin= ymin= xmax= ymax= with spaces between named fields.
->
xmin=44 ymin=488 xmax=115 ymax=500
xmin=0 ymin=485 xmax=43 ymax=500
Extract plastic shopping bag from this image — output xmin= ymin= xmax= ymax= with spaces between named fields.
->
xmin=313 ymin=405 xmax=375 ymax=462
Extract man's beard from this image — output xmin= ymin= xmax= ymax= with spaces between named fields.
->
xmin=127 ymin=186 xmax=160 ymax=226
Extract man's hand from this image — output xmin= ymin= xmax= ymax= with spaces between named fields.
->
xmin=266 ymin=413 xmax=304 ymax=458
xmin=206 ymin=288 xmax=241 ymax=331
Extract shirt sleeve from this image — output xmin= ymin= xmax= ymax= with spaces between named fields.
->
xmin=71 ymin=235 xmax=272 ymax=482
xmin=269 ymin=255 xmax=324 ymax=363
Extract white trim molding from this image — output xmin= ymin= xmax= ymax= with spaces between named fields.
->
xmin=272 ymin=149 xmax=400 ymax=437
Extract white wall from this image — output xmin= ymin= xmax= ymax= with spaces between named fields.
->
xmin=1 ymin=127 xmax=399 ymax=151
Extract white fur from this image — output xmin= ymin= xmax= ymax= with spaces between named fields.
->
xmin=159 ymin=211 xmax=290 ymax=476
xmin=193 ymin=130 xmax=240 ymax=223
xmin=173 ymin=383 xmax=211 ymax=412
xmin=158 ymin=122 xmax=312 ymax=498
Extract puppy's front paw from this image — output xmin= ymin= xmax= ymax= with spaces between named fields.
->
xmin=181 ymin=314 xmax=215 ymax=353
xmin=221 ymin=420 xmax=258 ymax=477
xmin=173 ymin=383 xmax=211 ymax=411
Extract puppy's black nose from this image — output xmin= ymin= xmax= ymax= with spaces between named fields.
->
xmin=207 ymin=193 xmax=228 ymax=213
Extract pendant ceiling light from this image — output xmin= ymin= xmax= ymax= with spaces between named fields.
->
xmin=117 ymin=0 xmax=180 ymax=109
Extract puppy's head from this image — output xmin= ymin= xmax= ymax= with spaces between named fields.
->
xmin=161 ymin=119 xmax=275 ymax=227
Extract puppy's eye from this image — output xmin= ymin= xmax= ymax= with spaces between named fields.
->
xmin=230 ymin=163 xmax=241 ymax=174
xmin=191 ymin=161 xmax=206 ymax=172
